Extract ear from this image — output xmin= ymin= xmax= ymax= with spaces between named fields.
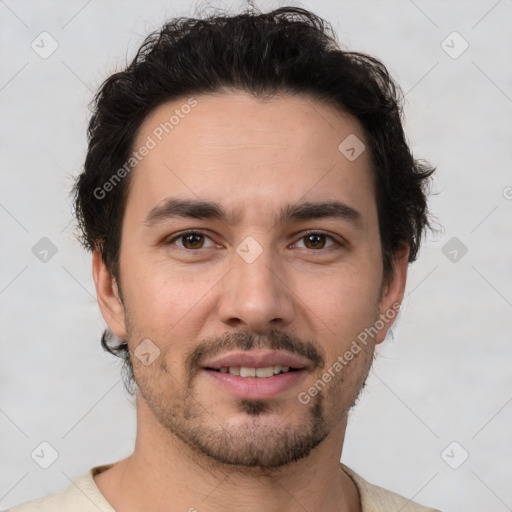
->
xmin=374 ymin=245 xmax=409 ymax=344
xmin=92 ymin=247 xmax=127 ymax=340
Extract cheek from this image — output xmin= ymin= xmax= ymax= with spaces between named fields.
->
xmin=296 ymin=264 xmax=380 ymax=324
xmin=121 ymin=254 xmax=223 ymax=341
xmin=292 ymin=270 xmax=381 ymax=372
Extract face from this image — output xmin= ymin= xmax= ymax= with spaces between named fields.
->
xmin=95 ymin=91 xmax=407 ymax=470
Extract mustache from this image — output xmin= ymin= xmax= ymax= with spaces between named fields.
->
xmin=185 ymin=329 xmax=326 ymax=377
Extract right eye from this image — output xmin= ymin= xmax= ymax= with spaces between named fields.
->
xmin=166 ymin=231 xmax=217 ymax=250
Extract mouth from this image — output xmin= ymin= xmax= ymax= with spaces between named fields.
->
xmin=201 ymin=351 xmax=309 ymax=400
xmin=206 ymin=365 xmax=299 ymax=378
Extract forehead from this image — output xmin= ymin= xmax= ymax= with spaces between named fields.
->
xmin=127 ymin=91 xmax=375 ymax=226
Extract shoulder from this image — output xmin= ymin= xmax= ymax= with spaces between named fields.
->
xmin=341 ymin=464 xmax=442 ymax=512
xmin=6 ymin=465 xmax=115 ymax=512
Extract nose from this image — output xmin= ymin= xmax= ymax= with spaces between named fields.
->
xmin=217 ymin=244 xmax=295 ymax=333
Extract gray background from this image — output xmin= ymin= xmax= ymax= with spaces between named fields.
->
xmin=1 ymin=1 xmax=511 ymax=511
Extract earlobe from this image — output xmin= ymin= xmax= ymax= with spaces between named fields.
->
xmin=92 ymin=248 xmax=127 ymax=340
xmin=375 ymin=246 xmax=409 ymax=344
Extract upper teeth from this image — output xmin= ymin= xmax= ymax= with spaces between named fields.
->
xmin=218 ymin=365 xmax=290 ymax=378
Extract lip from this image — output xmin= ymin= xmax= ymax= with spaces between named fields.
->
xmin=202 ymin=350 xmax=309 ymax=370
xmin=203 ymin=368 xmax=307 ymax=400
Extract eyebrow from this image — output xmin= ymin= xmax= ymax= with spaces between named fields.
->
xmin=144 ymin=198 xmax=362 ymax=228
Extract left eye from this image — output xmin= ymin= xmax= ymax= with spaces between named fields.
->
xmin=294 ymin=233 xmax=337 ymax=250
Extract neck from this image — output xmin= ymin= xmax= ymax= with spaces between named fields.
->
xmin=94 ymin=396 xmax=361 ymax=512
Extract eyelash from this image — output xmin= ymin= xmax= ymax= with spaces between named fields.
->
xmin=166 ymin=230 xmax=343 ymax=251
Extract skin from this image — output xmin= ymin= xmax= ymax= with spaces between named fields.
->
xmin=92 ymin=91 xmax=409 ymax=512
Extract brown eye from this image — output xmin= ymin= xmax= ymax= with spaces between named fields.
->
xmin=298 ymin=232 xmax=341 ymax=250
xmin=181 ymin=233 xmax=204 ymax=249
xmin=303 ymin=233 xmax=327 ymax=249
xmin=169 ymin=232 xmax=215 ymax=250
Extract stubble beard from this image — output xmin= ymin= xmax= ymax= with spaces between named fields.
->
xmin=133 ymin=341 xmax=374 ymax=473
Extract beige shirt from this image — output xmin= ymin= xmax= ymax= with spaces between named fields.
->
xmin=7 ymin=463 xmax=441 ymax=511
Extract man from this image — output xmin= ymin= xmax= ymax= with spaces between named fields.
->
xmin=10 ymin=6 xmax=440 ymax=512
